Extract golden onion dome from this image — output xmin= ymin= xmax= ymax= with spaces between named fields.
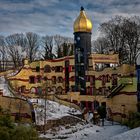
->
xmin=73 ymin=7 xmax=92 ymax=33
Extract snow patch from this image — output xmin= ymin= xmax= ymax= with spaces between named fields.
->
xmin=0 ymin=76 xmax=14 ymax=97
xmin=40 ymin=121 xmax=128 ymax=140
xmin=110 ymin=127 xmax=140 ymax=140
xmin=30 ymin=99 xmax=81 ymax=125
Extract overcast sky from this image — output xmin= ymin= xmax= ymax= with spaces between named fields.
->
xmin=0 ymin=0 xmax=140 ymax=40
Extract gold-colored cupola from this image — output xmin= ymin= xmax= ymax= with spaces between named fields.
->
xmin=73 ymin=7 xmax=92 ymax=33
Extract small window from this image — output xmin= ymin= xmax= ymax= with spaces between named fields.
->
xmin=106 ymin=74 xmax=110 ymax=82
xmin=30 ymin=87 xmax=36 ymax=93
xmin=57 ymin=86 xmax=63 ymax=94
xmin=44 ymin=76 xmax=47 ymax=81
xmin=29 ymin=76 xmax=35 ymax=84
xmin=19 ymin=86 xmax=26 ymax=93
xmin=90 ymin=76 xmax=95 ymax=86
xmin=55 ymin=66 xmax=63 ymax=72
xmin=52 ymin=76 xmax=56 ymax=84
xmin=65 ymin=61 xmax=69 ymax=67
xmin=86 ymin=76 xmax=90 ymax=82
xmin=57 ymin=77 xmax=63 ymax=83
xmin=71 ymin=85 xmax=75 ymax=92
xmin=36 ymin=66 xmax=40 ymax=72
xmin=36 ymin=75 xmax=41 ymax=83
xmin=72 ymin=66 xmax=75 ymax=72
xmin=71 ymin=76 xmax=75 ymax=81
xmin=47 ymin=87 xmax=51 ymax=92
xmin=52 ymin=86 xmax=56 ymax=93
xmin=37 ymin=87 xmax=42 ymax=95
xmin=87 ymin=86 xmax=90 ymax=94
xmin=44 ymin=65 xmax=51 ymax=73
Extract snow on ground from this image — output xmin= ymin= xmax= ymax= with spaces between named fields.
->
xmin=40 ymin=121 xmax=129 ymax=140
xmin=30 ymin=99 xmax=81 ymax=125
xmin=0 ymin=76 xmax=14 ymax=97
xmin=33 ymin=99 xmax=129 ymax=140
xmin=110 ymin=127 xmax=140 ymax=140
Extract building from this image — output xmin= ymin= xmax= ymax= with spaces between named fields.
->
xmin=7 ymin=7 xmax=138 ymax=122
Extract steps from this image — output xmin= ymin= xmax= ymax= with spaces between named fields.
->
xmin=107 ymin=84 xmax=125 ymax=98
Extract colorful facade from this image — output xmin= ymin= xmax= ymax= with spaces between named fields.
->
xmin=8 ymin=54 xmax=120 ymax=96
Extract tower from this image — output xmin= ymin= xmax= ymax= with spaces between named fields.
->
xmin=73 ymin=7 xmax=92 ymax=95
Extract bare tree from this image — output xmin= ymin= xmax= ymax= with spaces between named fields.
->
xmin=41 ymin=35 xmax=55 ymax=60
xmin=122 ymin=17 xmax=140 ymax=64
xmin=59 ymin=43 xmax=74 ymax=58
xmin=100 ymin=16 xmax=124 ymax=53
xmin=5 ymin=34 xmax=26 ymax=68
xmin=54 ymin=35 xmax=65 ymax=58
xmin=26 ymin=32 xmax=39 ymax=62
xmin=99 ymin=16 xmax=140 ymax=64
xmin=68 ymin=43 xmax=74 ymax=56
xmin=93 ymin=37 xmax=110 ymax=54
xmin=54 ymin=35 xmax=73 ymax=58
xmin=0 ymin=36 xmax=7 ymax=71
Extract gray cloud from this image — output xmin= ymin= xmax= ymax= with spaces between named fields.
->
xmin=0 ymin=0 xmax=140 ymax=40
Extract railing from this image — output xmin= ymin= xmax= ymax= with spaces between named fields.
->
xmin=107 ymin=84 xmax=125 ymax=98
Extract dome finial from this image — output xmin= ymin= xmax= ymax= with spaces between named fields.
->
xmin=73 ymin=7 xmax=92 ymax=33
xmin=81 ymin=6 xmax=84 ymax=11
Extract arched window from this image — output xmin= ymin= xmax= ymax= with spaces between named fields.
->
xmin=52 ymin=86 xmax=56 ymax=94
xmin=57 ymin=86 xmax=63 ymax=94
xmin=30 ymin=87 xmax=37 ymax=94
xmin=57 ymin=76 xmax=63 ymax=83
xmin=44 ymin=65 xmax=51 ymax=73
xmin=52 ymin=76 xmax=56 ymax=84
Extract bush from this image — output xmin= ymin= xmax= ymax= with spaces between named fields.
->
xmin=0 ymin=127 xmax=10 ymax=140
xmin=0 ymin=114 xmax=14 ymax=129
xmin=11 ymin=126 xmax=39 ymax=140
xmin=124 ymin=112 xmax=140 ymax=129
xmin=0 ymin=113 xmax=39 ymax=140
